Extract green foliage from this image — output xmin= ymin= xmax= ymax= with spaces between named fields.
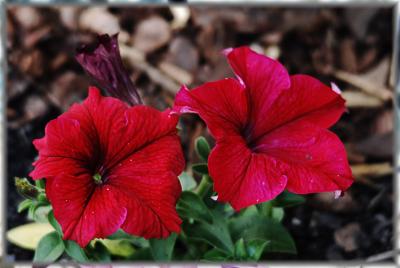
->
xmin=177 ymin=191 xmax=213 ymax=223
xmin=272 ymin=191 xmax=306 ymax=207
xmin=64 ymin=240 xmax=89 ymax=262
xmin=33 ymin=231 xmax=64 ymax=262
xmin=192 ymin=163 xmax=209 ymax=175
xmin=87 ymin=241 xmax=111 ymax=261
xmin=195 ymin=136 xmax=211 ymax=161
xmin=149 ymin=233 xmax=177 ymax=260
xmin=183 ymin=209 xmax=234 ymax=255
xmin=17 ymin=199 xmax=32 ymax=213
xmin=178 ymin=172 xmax=197 ymax=191
xmin=48 ymin=210 xmax=62 ymax=236
xmin=14 ymin=151 xmax=304 ymax=262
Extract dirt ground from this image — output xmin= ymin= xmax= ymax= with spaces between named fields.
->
xmin=6 ymin=6 xmax=394 ymax=261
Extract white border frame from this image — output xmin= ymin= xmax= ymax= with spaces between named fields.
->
xmin=0 ymin=0 xmax=399 ymax=267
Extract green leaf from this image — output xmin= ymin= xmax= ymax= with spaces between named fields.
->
xmin=178 ymin=172 xmax=197 ymax=191
xmin=203 ymin=248 xmax=229 ymax=261
xmin=272 ymin=191 xmax=306 ymax=208
xmin=33 ymin=231 xmax=65 ymax=262
xmin=17 ymin=199 xmax=32 ymax=213
xmin=271 ymin=207 xmax=285 ymax=222
xmin=7 ymin=222 xmax=53 ymax=250
xmin=177 ymin=191 xmax=213 ymax=223
xmin=230 ymin=214 xmax=296 ymax=254
xmin=149 ymin=233 xmax=177 ymax=261
xmin=88 ymin=241 xmax=111 ymax=262
xmin=129 ymin=247 xmax=153 ymax=260
xmin=96 ymin=239 xmax=135 ymax=257
xmin=28 ymin=200 xmax=50 ymax=221
xmin=183 ymin=210 xmax=234 ymax=255
xmin=48 ymin=210 xmax=62 ymax=235
xmin=108 ymin=229 xmax=149 ymax=248
xmin=195 ymin=136 xmax=211 ymax=161
xmin=246 ymin=239 xmax=270 ymax=260
xmin=64 ymin=240 xmax=89 ymax=262
xmin=234 ymin=238 xmax=247 ymax=260
xmin=192 ymin=163 xmax=209 ymax=175
xmin=30 ymin=202 xmax=51 ymax=222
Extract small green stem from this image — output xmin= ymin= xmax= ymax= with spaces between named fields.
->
xmin=195 ymin=174 xmax=212 ymax=198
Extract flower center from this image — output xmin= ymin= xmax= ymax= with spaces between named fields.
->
xmin=93 ymin=173 xmax=103 ymax=185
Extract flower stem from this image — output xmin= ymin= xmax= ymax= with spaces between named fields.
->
xmin=195 ymin=174 xmax=212 ymax=198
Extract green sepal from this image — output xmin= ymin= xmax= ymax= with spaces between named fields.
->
xmin=17 ymin=199 xmax=32 ymax=213
xmin=195 ymin=136 xmax=211 ymax=161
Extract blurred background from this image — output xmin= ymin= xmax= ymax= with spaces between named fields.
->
xmin=6 ymin=5 xmax=394 ymax=261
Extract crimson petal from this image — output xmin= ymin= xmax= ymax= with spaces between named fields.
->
xmin=225 ymin=47 xmax=291 ymax=140
xmin=208 ymin=135 xmax=288 ymax=211
xmin=108 ymin=135 xmax=183 ymax=238
xmin=49 ymin=174 xmax=127 ymax=247
xmin=254 ymin=120 xmax=353 ymax=194
xmin=173 ymin=78 xmax=248 ymax=138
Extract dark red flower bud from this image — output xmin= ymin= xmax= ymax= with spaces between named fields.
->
xmin=76 ymin=34 xmax=142 ymax=106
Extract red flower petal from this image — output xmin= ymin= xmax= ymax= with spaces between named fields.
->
xmin=31 ymin=87 xmax=128 ymax=179
xmin=32 ymin=116 xmax=95 ymax=164
xmin=30 ymin=157 xmax=85 ymax=181
xmin=104 ymin=106 xmax=180 ymax=171
xmin=108 ymin=135 xmax=183 ymax=238
xmin=225 ymin=47 xmax=291 ymax=139
xmin=247 ymin=74 xmax=346 ymax=142
xmin=208 ymin=135 xmax=288 ymax=211
xmin=254 ymin=120 xmax=353 ymax=193
xmin=173 ymin=79 xmax=248 ymax=138
xmin=49 ymin=174 xmax=127 ymax=247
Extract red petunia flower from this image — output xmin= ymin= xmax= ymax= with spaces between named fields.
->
xmin=30 ymin=87 xmax=184 ymax=247
xmin=173 ymin=46 xmax=353 ymax=211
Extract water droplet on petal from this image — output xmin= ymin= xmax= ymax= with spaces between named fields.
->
xmin=105 ymin=187 xmax=110 ymax=191
xmin=334 ymin=190 xmax=342 ymax=199
xmin=65 ymin=199 xmax=69 ymax=203
xmin=91 ymin=211 xmax=95 ymax=215
xmin=256 ymin=198 xmax=260 ymax=203
xmin=305 ymin=154 xmax=313 ymax=160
